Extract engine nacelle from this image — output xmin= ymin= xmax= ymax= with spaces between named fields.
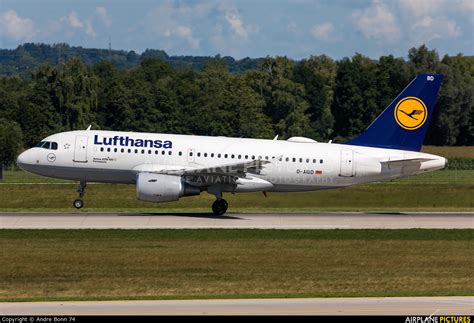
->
xmin=136 ymin=173 xmax=200 ymax=203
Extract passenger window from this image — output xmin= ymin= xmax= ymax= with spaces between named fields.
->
xmin=121 ymin=148 xmax=124 ymax=153
xmin=299 ymin=158 xmax=303 ymax=163
xmin=156 ymin=150 xmax=159 ymax=155
xmin=107 ymin=148 xmax=111 ymax=152
xmin=114 ymin=148 xmax=117 ymax=153
xmin=134 ymin=149 xmax=138 ymax=154
xmin=306 ymin=158 xmax=309 ymax=163
xmin=168 ymin=151 xmax=172 ymax=155
xmin=179 ymin=151 xmax=182 ymax=156
xmin=224 ymin=154 xmax=228 ymax=158
xmin=162 ymin=151 xmax=165 ymax=155
xmin=204 ymin=153 xmax=208 ymax=157
xmin=218 ymin=154 xmax=221 ymax=158
xmin=231 ymin=154 xmax=235 ymax=159
xmin=238 ymin=155 xmax=241 ymax=159
xmin=197 ymin=152 xmax=201 ymax=157
xmin=320 ymin=159 xmax=323 ymax=164
xmin=100 ymin=147 xmax=104 ymax=152
xmin=292 ymin=158 xmax=296 ymax=162
xmin=128 ymin=149 xmax=131 ymax=153
xmin=190 ymin=152 xmax=193 ymax=157
xmin=141 ymin=149 xmax=145 ymax=154
xmin=252 ymin=155 xmax=255 ymax=160
xmin=265 ymin=156 xmax=269 ymax=160
xmin=211 ymin=153 xmax=214 ymax=158
xmin=313 ymin=159 xmax=316 ymax=163
xmin=245 ymin=155 xmax=248 ymax=159
xmin=286 ymin=157 xmax=289 ymax=162
xmin=148 ymin=150 xmax=152 ymax=154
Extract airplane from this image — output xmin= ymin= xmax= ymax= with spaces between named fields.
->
xmin=17 ymin=74 xmax=446 ymax=215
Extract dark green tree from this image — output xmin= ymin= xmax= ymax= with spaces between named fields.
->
xmin=375 ymin=55 xmax=411 ymax=109
xmin=0 ymin=119 xmax=23 ymax=167
xmin=294 ymin=55 xmax=337 ymax=140
xmin=248 ymin=57 xmax=311 ymax=138
xmin=189 ymin=59 xmax=239 ymax=136
xmin=33 ymin=59 xmax=99 ymax=130
xmin=408 ymin=45 xmax=440 ymax=74
xmin=331 ymin=54 xmax=378 ymax=140
xmin=426 ymin=54 xmax=474 ymax=145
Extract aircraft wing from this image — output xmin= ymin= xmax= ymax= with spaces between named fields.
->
xmin=133 ymin=158 xmax=277 ymax=177
xmin=168 ymin=159 xmax=273 ymax=176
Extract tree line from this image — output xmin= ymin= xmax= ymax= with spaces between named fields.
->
xmin=0 ymin=43 xmax=262 ymax=76
xmin=0 ymin=44 xmax=473 ymax=167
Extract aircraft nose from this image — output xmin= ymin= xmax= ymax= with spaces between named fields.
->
xmin=16 ymin=150 xmax=31 ymax=169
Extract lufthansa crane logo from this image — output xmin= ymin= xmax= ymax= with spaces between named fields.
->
xmin=47 ymin=153 xmax=56 ymax=163
xmin=394 ymin=97 xmax=427 ymax=130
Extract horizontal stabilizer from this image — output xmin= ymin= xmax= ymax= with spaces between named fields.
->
xmin=380 ymin=157 xmax=435 ymax=166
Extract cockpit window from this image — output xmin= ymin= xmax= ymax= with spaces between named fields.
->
xmin=34 ymin=141 xmax=58 ymax=150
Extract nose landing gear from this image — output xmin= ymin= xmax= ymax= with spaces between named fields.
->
xmin=73 ymin=181 xmax=86 ymax=209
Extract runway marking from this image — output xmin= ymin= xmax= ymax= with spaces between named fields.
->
xmin=0 ymin=212 xmax=473 ymax=229
xmin=1 ymin=297 xmax=472 ymax=315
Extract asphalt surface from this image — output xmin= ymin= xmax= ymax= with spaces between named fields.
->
xmin=0 ymin=212 xmax=472 ymax=229
xmin=1 ymin=297 xmax=473 ymax=315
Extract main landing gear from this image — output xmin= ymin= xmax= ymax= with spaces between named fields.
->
xmin=212 ymin=199 xmax=228 ymax=216
xmin=208 ymin=187 xmax=228 ymax=216
xmin=73 ymin=181 xmax=86 ymax=209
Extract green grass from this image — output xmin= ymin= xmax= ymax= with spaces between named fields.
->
xmin=422 ymin=146 xmax=474 ymax=159
xmin=0 ymin=229 xmax=472 ymax=301
xmin=1 ymin=170 xmax=69 ymax=183
xmin=0 ymin=170 xmax=473 ymax=212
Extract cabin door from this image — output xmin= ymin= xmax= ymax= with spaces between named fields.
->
xmin=73 ymin=135 xmax=88 ymax=163
xmin=339 ymin=150 xmax=354 ymax=177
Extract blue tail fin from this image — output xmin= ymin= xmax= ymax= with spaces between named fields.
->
xmin=345 ymin=74 xmax=443 ymax=151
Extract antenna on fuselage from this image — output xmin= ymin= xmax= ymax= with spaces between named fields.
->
xmin=273 ymin=135 xmax=279 ymax=140
xmin=86 ymin=125 xmax=92 ymax=131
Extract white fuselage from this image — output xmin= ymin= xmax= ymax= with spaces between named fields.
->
xmin=17 ymin=130 xmax=447 ymax=193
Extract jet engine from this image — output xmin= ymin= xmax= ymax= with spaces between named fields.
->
xmin=136 ymin=172 xmax=200 ymax=202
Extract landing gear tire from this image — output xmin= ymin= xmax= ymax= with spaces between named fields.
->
xmin=212 ymin=199 xmax=228 ymax=216
xmin=73 ymin=199 xmax=84 ymax=209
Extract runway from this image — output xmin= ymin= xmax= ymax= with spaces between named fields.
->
xmin=1 ymin=297 xmax=472 ymax=315
xmin=0 ymin=212 xmax=472 ymax=229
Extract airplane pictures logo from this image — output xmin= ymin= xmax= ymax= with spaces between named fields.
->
xmin=394 ymin=96 xmax=428 ymax=130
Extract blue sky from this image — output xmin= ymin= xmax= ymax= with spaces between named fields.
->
xmin=1 ymin=0 xmax=473 ymax=59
